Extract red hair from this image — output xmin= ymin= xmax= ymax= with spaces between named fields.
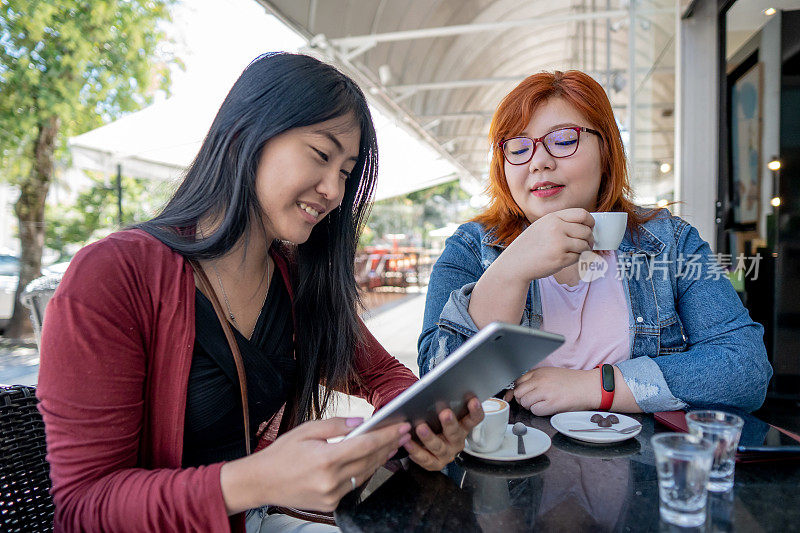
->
xmin=473 ymin=70 xmax=657 ymax=246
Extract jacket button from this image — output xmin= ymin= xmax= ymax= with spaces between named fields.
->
xmin=636 ymin=316 xmax=644 ymax=323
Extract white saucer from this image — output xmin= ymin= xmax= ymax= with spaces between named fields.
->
xmin=463 ymin=424 xmax=551 ymax=461
xmin=550 ymin=411 xmax=642 ymax=444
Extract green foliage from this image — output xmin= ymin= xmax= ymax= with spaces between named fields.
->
xmin=0 ymin=1 xmax=176 ymax=335
xmin=405 ymin=180 xmax=470 ymax=204
xmin=45 ymin=173 xmax=174 ymax=259
xmin=0 ymin=0 xmax=176 ymax=185
xmin=361 ymin=180 xmax=475 ymax=249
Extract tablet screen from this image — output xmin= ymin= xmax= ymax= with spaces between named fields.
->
xmin=344 ymin=322 xmax=564 ymax=440
xmin=655 ymin=409 xmax=800 ymax=454
xmin=737 ymin=411 xmax=800 ymax=453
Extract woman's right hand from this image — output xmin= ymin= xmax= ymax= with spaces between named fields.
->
xmin=501 ymin=208 xmax=595 ymax=283
xmin=220 ymin=417 xmax=411 ymax=514
xmin=468 ymin=208 xmax=595 ymax=329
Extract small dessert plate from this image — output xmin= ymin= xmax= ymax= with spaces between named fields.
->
xmin=550 ymin=411 xmax=642 ymax=444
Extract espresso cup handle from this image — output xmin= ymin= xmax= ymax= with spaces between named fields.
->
xmin=473 ymin=422 xmax=485 ymax=445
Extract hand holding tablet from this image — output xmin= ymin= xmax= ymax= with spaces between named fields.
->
xmin=345 ymin=322 xmax=564 ymax=441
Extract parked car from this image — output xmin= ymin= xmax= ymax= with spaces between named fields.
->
xmin=43 ymin=261 xmax=70 ymax=276
xmin=0 ymin=254 xmax=20 ymax=331
xmin=0 ymin=255 xmax=70 ymax=332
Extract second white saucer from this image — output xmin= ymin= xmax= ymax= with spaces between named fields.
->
xmin=463 ymin=424 xmax=551 ymax=461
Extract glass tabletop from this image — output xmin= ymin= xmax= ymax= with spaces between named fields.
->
xmin=335 ymin=405 xmax=800 ymax=532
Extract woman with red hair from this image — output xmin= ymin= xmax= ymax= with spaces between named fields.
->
xmin=418 ymin=70 xmax=771 ymax=415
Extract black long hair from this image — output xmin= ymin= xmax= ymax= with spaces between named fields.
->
xmin=137 ymin=52 xmax=378 ymax=426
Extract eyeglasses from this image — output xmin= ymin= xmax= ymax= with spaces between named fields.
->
xmin=499 ymin=127 xmax=601 ymax=165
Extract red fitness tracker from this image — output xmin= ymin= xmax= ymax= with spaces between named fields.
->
xmin=598 ymin=364 xmax=615 ymax=411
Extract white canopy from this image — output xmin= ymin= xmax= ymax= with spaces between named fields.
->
xmin=69 ymin=85 xmax=459 ymax=201
xmin=256 ymin=0 xmax=679 ymax=202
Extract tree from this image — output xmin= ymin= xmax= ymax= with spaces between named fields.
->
xmin=360 ymin=180 xmax=474 ymax=249
xmin=0 ymin=0 xmax=176 ymax=337
xmin=45 ymin=173 xmax=174 ymax=260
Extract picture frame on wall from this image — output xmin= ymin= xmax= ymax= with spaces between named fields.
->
xmin=730 ymin=61 xmax=763 ymax=227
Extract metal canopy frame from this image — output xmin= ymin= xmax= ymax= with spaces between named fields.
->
xmin=257 ymin=0 xmax=678 ymax=202
xmin=328 ymin=7 xmax=673 ymax=54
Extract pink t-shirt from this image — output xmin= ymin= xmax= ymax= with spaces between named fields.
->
xmin=535 ymin=252 xmax=629 ymax=369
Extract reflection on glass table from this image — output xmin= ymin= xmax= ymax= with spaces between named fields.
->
xmin=335 ymin=406 xmax=800 ymax=532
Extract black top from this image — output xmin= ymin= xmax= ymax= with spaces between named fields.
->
xmin=182 ymin=276 xmax=296 ymax=468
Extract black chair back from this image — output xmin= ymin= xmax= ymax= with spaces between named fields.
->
xmin=0 ymin=385 xmax=54 ymax=532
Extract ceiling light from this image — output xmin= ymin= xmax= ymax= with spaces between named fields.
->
xmin=771 ymin=197 xmax=781 ymax=207
xmin=442 ymin=140 xmax=457 ymax=153
xmin=378 ymin=64 xmax=392 ymax=86
xmin=660 ymin=163 xmax=671 ymax=174
xmin=764 ymin=7 xmax=777 ymax=16
xmin=611 ymin=72 xmax=626 ymax=93
xmin=768 ymin=158 xmax=781 ymax=171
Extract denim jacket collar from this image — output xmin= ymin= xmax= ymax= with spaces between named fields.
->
xmin=481 ymin=227 xmax=507 ymax=250
xmin=619 ymin=224 xmax=665 ymax=256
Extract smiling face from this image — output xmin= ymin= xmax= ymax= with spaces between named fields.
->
xmin=255 ymin=114 xmax=361 ymax=244
xmin=504 ymin=97 xmax=603 ymax=223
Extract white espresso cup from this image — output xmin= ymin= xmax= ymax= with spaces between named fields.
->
xmin=590 ymin=212 xmax=628 ymax=250
xmin=467 ymin=398 xmax=510 ymax=453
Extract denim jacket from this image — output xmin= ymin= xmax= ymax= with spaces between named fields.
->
xmin=417 ymin=212 xmax=772 ymax=412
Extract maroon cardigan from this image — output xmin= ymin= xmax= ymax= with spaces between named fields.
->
xmin=37 ymin=229 xmax=418 ymax=532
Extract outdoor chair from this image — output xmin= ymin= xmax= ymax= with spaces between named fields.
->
xmin=20 ymin=273 xmax=62 ymax=349
xmin=0 ymin=384 xmax=54 ymax=532
xmin=0 ymin=273 xmax=62 ymax=531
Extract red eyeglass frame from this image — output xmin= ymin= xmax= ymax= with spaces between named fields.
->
xmin=499 ymin=127 xmax=602 ymax=165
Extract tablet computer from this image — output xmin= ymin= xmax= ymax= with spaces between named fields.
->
xmin=736 ymin=412 xmax=800 ymax=455
xmin=344 ymin=322 xmax=564 ymax=440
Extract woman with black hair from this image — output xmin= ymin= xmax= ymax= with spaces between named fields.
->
xmin=37 ymin=52 xmax=482 ymax=532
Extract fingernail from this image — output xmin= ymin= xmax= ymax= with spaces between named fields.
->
xmin=418 ymin=426 xmax=431 ymax=438
xmin=399 ymin=434 xmax=412 ymax=446
xmin=346 ymin=417 xmax=364 ymax=428
xmin=387 ymin=448 xmax=399 ymax=460
xmin=399 ymin=423 xmax=411 ymax=434
xmin=445 ymin=412 xmax=455 ymax=422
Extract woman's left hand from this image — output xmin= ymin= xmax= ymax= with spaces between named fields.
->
xmin=403 ymin=397 xmax=484 ymax=471
xmin=505 ymin=367 xmax=599 ymax=416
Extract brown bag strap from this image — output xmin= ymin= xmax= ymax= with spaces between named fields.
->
xmin=269 ymin=506 xmax=336 ymax=526
xmin=191 ymin=259 xmax=340 ymax=526
xmin=190 ymin=260 xmax=251 ymax=455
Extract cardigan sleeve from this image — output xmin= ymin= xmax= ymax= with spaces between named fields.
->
xmin=347 ymin=320 xmax=418 ymax=410
xmin=36 ymin=238 xmax=231 ymax=532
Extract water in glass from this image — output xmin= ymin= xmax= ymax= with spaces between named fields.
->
xmin=686 ymin=411 xmax=744 ymax=492
xmin=652 ymin=433 xmax=715 ymax=527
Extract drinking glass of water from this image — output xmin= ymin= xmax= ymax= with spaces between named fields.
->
xmin=685 ymin=410 xmax=744 ymax=492
xmin=651 ymin=433 xmax=715 ymax=527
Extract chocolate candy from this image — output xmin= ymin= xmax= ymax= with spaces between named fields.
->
xmin=607 ymin=415 xmax=619 ymax=424
xmin=597 ymin=418 xmax=613 ymax=427
xmin=590 ymin=414 xmax=603 ymax=423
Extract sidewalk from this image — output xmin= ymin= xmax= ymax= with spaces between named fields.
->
xmin=329 ymin=288 xmax=426 ymax=419
xmin=0 ymin=289 xmax=428 ymax=421
xmin=0 ymin=338 xmax=40 ymax=386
